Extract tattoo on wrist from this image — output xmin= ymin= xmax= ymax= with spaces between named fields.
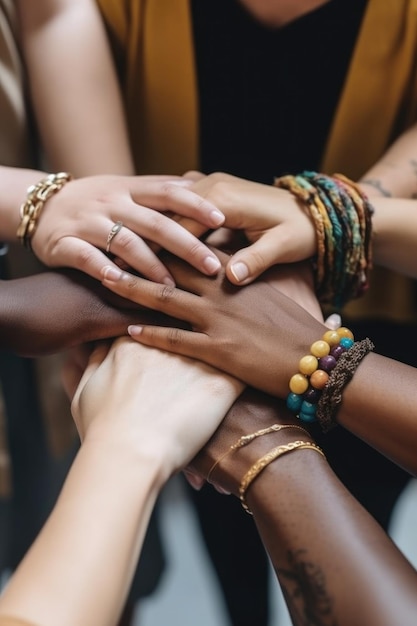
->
xmin=278 ymin=549 xmax=337 ymax=626
xmin=360 ymin=178 xmax=391 ymax=197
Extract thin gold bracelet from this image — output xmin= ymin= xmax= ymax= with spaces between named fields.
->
xmin=206 ymin=424 xmax=310 ymax=483
xmin=239 ymin=440 xmax=325 ymax=514
xmin=17 ymin=172 xmax=73 ymax=249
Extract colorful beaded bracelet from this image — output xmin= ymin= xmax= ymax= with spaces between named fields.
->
xmin=286 ymin=327 xmax=354 ymax=425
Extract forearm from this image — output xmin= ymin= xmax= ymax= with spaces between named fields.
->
xmin=248 ymin=452 xmax=417 ymax=626
xmin=194 ymin=394 xmax=417 ymax=625
xmin=0 ymin=439 xmax=164 ymax=626
xmin=17 ymin=0 xmax=134 ymax=176
xmin=363 ymin=196 xmax=417 ymax=278
xmin=359 ymin=123 xmax=417 ymax=199
xmin=0 ymin=270 xmax=153 ymax=357
xmin=337 ymin=352 xmax=417 ymax=475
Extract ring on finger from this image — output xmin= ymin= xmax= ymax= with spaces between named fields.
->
xmin=105 ymin=221 xmax=123 ymax=254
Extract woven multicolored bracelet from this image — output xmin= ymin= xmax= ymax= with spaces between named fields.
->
xmin=286 ymin=326 xmax=355 ymax=425
xmin=274 ymin=171 xmax=374 ymax=308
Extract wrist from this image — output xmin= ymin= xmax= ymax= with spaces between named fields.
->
xmin=82 ymin=429 xmax=170 ymax=490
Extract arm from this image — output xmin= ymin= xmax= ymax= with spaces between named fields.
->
xmin=100 ymin=252 xmax=417 ymax=475
xmin=189 ymin=390 xmax=417 ymax=626
xmin=0 ymin=339 xmax=242 ymax=626
xmin=0 ymin=269 xmax=166 ymax=357
xmin=16 ymin=0 xmax=133 ymax=176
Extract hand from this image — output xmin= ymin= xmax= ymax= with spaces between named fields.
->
xmin=0 ymin=269 xmax=163 ymax=357
xmin=187 ymin=172 xmax=316 ymax=285
xmin=31 ymin=174 xmax=225 ymax=285
xmin=69 ymin=338 xmax=243 ymax=475
xmin=101 ymin=249 xmax=326 ymax=397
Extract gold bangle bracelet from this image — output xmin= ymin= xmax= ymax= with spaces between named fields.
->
xmin=206 ymin=424 xmax=310 ymax=484
xmin=17 ymin=172 xmax=73 ymax=249
xmin=239 ymin=440 xmax=325 ymax=514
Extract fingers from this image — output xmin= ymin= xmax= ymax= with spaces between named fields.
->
xmin=127 ymin=324 xmax=211 ymax=363
xmin=101 ymin=267 xmax=201 ymax=324
xmin=129 ymin=180 xmax=225 ymax=229
xmin=111 ymin=213 xmax=221 ymax=278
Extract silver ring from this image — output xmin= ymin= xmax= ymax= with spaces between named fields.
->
xmin=105 ymin=221 xmax=123 ymax=253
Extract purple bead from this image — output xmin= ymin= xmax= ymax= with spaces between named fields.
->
xmin=318 ymin=355 xmax=337 ymax=372
xmin=330 ymin=344 xmax=346 ymax=360
xmin=303 ymin=387 xmax=321 ymax=404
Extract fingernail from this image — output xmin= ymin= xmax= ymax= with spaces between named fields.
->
xmin=203 ymin=255 xmax=221 ymax=274
xmin=103 ymin=266 xmax=122 ymax=281
xmin=213 ymin=484 xmax=231 ymax=495
xmin=162 ymin=276 xmax=176 ymax=287
xmin=230 ymin=261 xmax=249 ymax=282
xmin=210 ymin=210 xmax=225 ymax=226
xmin=128 ymin=325 xmax=143 ymax=337
xmin=326 ymin=313 xmax=342 ymax=330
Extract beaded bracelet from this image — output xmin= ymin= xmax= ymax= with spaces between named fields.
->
xmin=16 ymin=172 xmax=73 ymax=249
xmin=274 ymin=171 xmax=373 ymax=308
xmin=239 ymin=440 xmax=325 ymax=514
xmin=206 ymin=423 xmax=310 ymax=483
xmin=286 ymin=326 xmax=355 ymax=425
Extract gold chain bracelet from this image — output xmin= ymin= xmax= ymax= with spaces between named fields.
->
xmin=17 ymin=172 xmax=73 ymax=249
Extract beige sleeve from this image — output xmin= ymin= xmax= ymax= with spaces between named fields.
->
xmin=0 ymin=0 xmax=34 ymax=168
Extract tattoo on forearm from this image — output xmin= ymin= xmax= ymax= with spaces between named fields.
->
xmin=360 ymin=178 xmax=391 ymax=197
xmin=278 ymin=549 xmax=337 ymax=626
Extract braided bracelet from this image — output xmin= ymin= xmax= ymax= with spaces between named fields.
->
xmin=239 ymin=440 xmax=325 ymax=514
xmin=16 ymin=172 xmax=73 ymax=249
xmin=316 ymin=338 xmax=375 ymax=433
xmin=206 ymin=423 xmax=310 ymax=483
xmin=274 ymin=171 xmax=373 ymax=308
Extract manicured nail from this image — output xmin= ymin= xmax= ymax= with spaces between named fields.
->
xmin=103 ymin=266 xmax=122 ymax=281
xmin=210 ymin=210 xmax=225 ymax=226
xmin=326 ymin=313 xmax=342 ymax=330
xmin=128 ymin=325 xmax=143 ymax=337
xmin=162 ymin=276 xmax=176 ymax=287
xmin=213 ymin=484 xmax=231 ymax=495
xmin=230 ymin=261 xmax=249 ymax=282
xmin=203 ymin=255 xmax=221 ymax=274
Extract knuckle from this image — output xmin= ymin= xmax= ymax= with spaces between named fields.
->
xmin=165 ymin=327 xmax=183 ymax=347
xmin=157 ymin=284 xmax=176 ymax=303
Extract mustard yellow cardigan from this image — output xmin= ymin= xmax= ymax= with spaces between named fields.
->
xmin=97 ymin=0 xmax=417 ymax=320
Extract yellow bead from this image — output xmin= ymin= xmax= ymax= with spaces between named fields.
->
xmin=337 ymin=327 xmax=354 ymax=341
xmin=322 ymin=330 xmax=341 ymax=346
xmin=289 ymin=373 xmax=309 ymax=394
xmin=299 ymin=354 xmax=318 ymax=375
xmin=310 ymin=340 xmax=330 ymax=358
xmin=310 ymin=369 xmax=329 ymax=390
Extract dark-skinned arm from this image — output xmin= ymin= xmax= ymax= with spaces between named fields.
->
xmin=0 ymin=269 xmax=168 ymax=357
xmin=189 ymin=389 xmax=417 ymax=626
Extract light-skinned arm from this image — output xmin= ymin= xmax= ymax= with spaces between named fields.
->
xmin=16 ymin=0 xmax=133 ymax=176
xmin=0 ymin=339 xmax=242 ymax=626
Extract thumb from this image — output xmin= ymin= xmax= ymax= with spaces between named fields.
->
xmin=226 ymin=232 xmax=285 ymax=285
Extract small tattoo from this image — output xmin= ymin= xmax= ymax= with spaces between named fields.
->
xmin=361 ymin=178 xmax=391 ymax=197
xmin=278 ymin=549 xmax=338 ymax=626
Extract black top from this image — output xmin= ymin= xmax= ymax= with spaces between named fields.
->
xmin=191 ymin=0 xmax=368 ymax=183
